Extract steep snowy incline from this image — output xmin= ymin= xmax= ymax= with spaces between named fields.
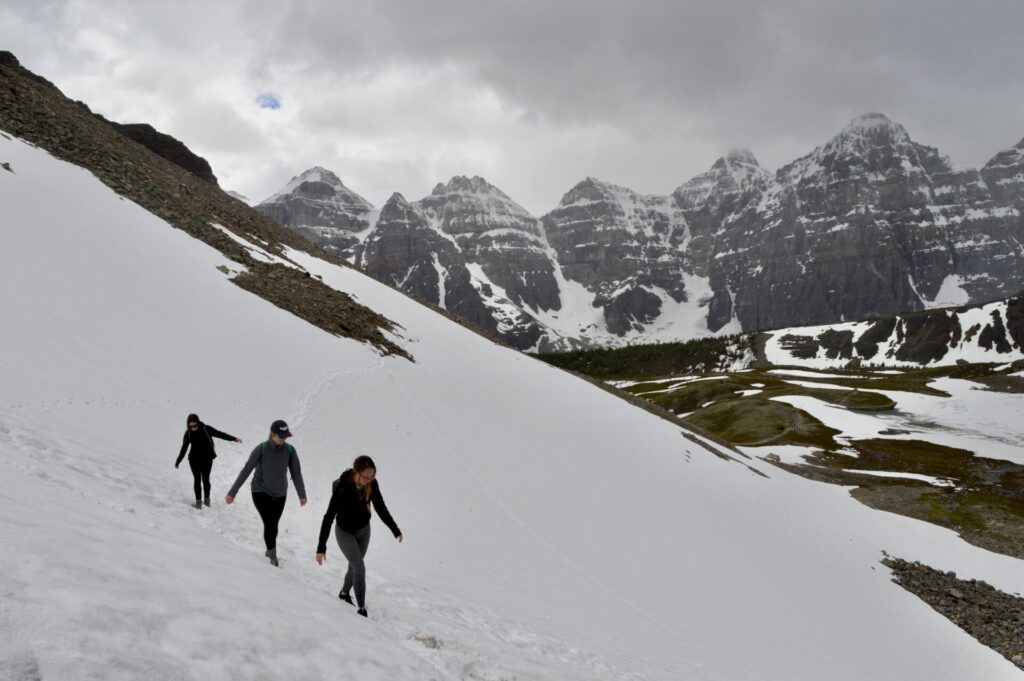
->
xmin=2 ymin=133 xmax=1024 ymax=680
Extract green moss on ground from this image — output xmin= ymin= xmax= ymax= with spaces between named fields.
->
xmin=684 ymin=398 xmax=841 ymax=448
xmin=647 ymin=378 xmax=750 ymax=413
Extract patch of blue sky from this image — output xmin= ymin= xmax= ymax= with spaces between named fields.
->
xmin=255 ymin=93 xmax=281 ymax=110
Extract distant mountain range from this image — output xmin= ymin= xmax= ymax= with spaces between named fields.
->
xmin=258 ymin=114 xmax=1024 ymax=351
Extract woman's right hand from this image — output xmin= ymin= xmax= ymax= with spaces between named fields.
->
xmin=224 ymin=495 xmax=234 ymax=505
xmin=315 ymin=553 xmax=326 ymax=565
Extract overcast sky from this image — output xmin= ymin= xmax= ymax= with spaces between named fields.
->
xmin=3 ymin=0 xmax=1022 ymax=215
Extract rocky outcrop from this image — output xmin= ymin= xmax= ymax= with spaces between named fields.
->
xmin=104 ymin=121 xmax=219 ymax=186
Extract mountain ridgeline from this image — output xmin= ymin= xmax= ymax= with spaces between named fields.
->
xmin=257 ymin=116 xmax=1024 ymax=352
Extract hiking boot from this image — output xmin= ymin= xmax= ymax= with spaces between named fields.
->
xmin=193 ymin=500 xmax=203 ymax=509
xmin=203 ymin=498 xmax=211 ymax=507
xmin=338 ymin=591 xmax=353 ymax=605
xmin=270 ymin=557 xmax=280 ymax=567
xmin=357 ymin=608 xmax=367 ymax=618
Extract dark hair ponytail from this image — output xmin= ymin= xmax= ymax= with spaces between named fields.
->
xmin=353 ymin=455 xmax=376 ymax=473
xmin=352 ymin=455 xmax=376 ymax=504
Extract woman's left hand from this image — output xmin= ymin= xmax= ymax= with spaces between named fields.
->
xmin=397 ymin=534 xmax=404 ymax=543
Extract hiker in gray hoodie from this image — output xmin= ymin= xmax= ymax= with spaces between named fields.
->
xmin=226 ymin=419 xmax=307 ymax=566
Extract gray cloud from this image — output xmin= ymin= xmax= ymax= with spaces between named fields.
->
xmin=2 ymin=0 xmax=1022 ymax=214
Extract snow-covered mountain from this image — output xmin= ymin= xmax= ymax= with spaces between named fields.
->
xmin=256 ymin=166 xmax=378 ymax=259
xmin=6 ymin=118 xmax=1024 ymax=679
xmin=262 ymin=114 xmax=1024 ymax=352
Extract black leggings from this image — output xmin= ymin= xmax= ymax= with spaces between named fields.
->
xmin=188 ymin=458 xmax=213 ymax=501
xmin=337 ymin=523 xmax=372 ymax=607
xmin=252 ymin=492 xmax=287 ymax=551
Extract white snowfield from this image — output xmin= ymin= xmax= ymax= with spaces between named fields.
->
xmin=3 ymin=133 xmax=1024 ymax=680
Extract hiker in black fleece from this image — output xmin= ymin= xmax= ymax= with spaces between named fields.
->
xmin=316 ymin=455 xmax=402 ymax=616
xmin=174 ymin=413 xmax=241 ymax=508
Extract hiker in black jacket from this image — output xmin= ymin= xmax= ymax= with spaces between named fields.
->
xmin=316 ymin=455 xmax=402 ymax=617
xmin=175 ymin=413 xmax=241 ymax=509
xmin=226 ymin=419 xmax=307 ymax=567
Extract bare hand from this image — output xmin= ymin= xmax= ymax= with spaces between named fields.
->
xmin=225 ymin=495 xmax=234 ymax=505
xmin=175 ymin=463 xmax=179 ymax=469
xmin=299 ymin=498 xmax=307 ymax=507
xmin=315 ymin=553 xmax=326 ymax=565
xmin=397 ymin=534 xmax=404 ymax=543
xmin=234 ymin=438 xmax=243 ymax=443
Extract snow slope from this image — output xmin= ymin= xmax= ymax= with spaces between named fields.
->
xmin=2 ymin=133 xmax=1024 ymax=680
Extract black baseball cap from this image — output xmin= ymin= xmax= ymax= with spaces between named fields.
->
xmin=270 ymin=419 xmax=292 ymax=438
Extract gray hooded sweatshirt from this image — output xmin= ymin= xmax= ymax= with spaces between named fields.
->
xmin=228 ymin=440 xmax=306 ymax=499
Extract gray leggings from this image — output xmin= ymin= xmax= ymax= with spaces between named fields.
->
xmin=336 ymin=523 xmax=371 ymax=607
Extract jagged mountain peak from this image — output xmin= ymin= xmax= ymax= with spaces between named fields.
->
xmin=672 ymin=149 xmax=771 ymax=208
xmin=424 ymin=174 xmax=532 ymax=218
xmin=984 ymin=136 xmax=1024 ymax=170
xmin=296 ymin=165 xmax=343 ymax=184
xmin=260 ymin=166 xmax=374 ymax=212
xmin=417 ymin=174 xmax=539 ymax=238
xmin=720 ymin=148 xmax=760 ymax=166
xmin=844 ymin=111 xmax=898 ymax=131
xmin=826 ymin=112 xmax=914 ymax=152
xmin=384 ymin=191 xmax=410 ymax=207
xmin=376 ymin=191 xmax=426 ymax=226
xmin=557 ymin=176 xmax=640 ymax=207
xmin=432 ymin=174 xmax=504 ymax=196
xmin=776 ymin=112 xmax=950 ymax=187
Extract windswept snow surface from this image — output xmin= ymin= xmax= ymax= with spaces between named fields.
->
xmin=3 ymin=133 xmax=1024 ymax=680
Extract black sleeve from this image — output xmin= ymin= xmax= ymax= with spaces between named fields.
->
xmin=317 ymin=480 xmax=345 ymax=554
xmin=205 ymin=425 xmax=237 ymax=442
xmin=370 ymin=480 xmax=401 ymax=538
xmin=175 ymin=431 xmax=190 ymax=466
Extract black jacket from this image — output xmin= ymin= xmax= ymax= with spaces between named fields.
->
xmin=317 ymin=469 xmax=401 ymax=553
xmin=175 ymin=423 xmax=236 ymax=466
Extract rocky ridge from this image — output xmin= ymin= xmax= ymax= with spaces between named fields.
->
xmin=101 ymin=120 xmax=219 ymax=186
